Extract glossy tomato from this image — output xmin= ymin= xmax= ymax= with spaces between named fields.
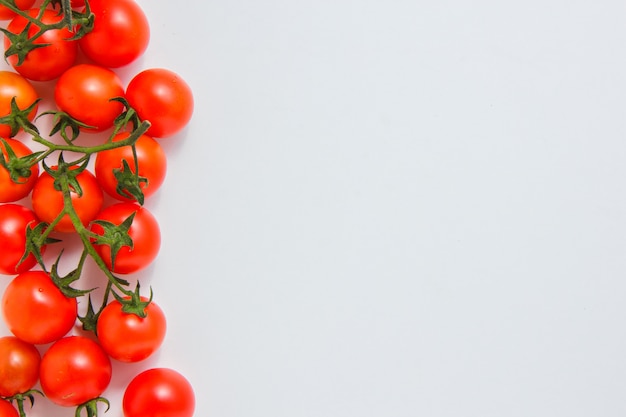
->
xmin=123 ymin=368 xmax=195 ymax=417
xmin=0 ymin=204 xmax=40 ymax=275
xmin=0 ymin=336 xmax=40 ymax=397
xmin=97 ymin=297 xmax=166 ymax=362
xmin=95 ymin=132 xmax=167 ymax=202
xmin=0 ymin=139 xmax=39 ymax=203
xmin=0 ymin=0 xmax=35 ymax=20
xmin=4 ymin=9 xmax=77 ymax=81
xmin=79 ymin=0 xmax=150 ymax=68
xmin=31 ymin=166 xmax=104 ymax=233
xmin=54 ymin=64 xmax=125 ymax=131
xmin=126 ymin=68 xmax=194 ymax=138
xmin=40 ymin=336 xmax=112 ymax=407
xmin=0 ymin=399 xmax=18 ymax=417
xmin=90 ymin=202 xmax=160 ymax=274
xmin=0 ymin=71 xmax=38 ymax=138
xmin=2 ymin=271 xmax=77 ymax=345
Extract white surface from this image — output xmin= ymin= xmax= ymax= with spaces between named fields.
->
xmin=3 ymin=0 xmax=626 ymax=416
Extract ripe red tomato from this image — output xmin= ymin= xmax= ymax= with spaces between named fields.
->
xmin=2 ymin=271 xmax=77 ymax=345
xmin=40 ymin=336 xmax=112 ymax=407
xmin=90 ymin=202 xmax=160 ymax=274
xmin=123 ymin=368 xmax=195 ymax=417
xmin=54 ymin=64 xmax=125 ymax=131
xmin=0 ymin=139 xmax=39 ymax=203
xmin=0 ymin=336 xmax=40 ymax=397
xmin=95 ymin=132 xmax=167 ymax=202
xmin=78 ymin=0 xmax=150 ymax=68
xmin=4 ymin=9 xmax=77 ymax=81
xmin=31 ymin=166 xmax=104 ymax=233
xmin=0 ymin=0 xmax=35 ymax=20
xmin=0 ymin=399 xmax=18 ymax=417
xmin=126 ymin=68 xmax=194 ymax=138
xmin=97 ymin=297 xmax=166 ymax=362
xmin=0 ymin=204 xmax=41 ymax=275
xmin=0 ymin=71 xmax=38 ymax=138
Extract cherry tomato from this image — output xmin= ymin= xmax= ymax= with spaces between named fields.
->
xmin=0 ymin=0 xmax=35 ymax=20
xmin=31 ymin=166 xmax=104 ymax=233
xmin=40 ymin=336 xmax=112 ymax=407
xmin=97 ymin=297 xmax=166 ymax=362
xmin=123 ymin=368 xmax=195 ymax=417
xmin=54 ymin=64 xmax=125 ymax=131
xmin=90 ymin=202 xmax=160 ymax=274
xmin=95 ymin=132 xmax=167 ymax=202
xmin=4 ymin=9 xmax=77 ymax=81
xmin=0 ymin=71 xmax=38 ymax=138
xmin=2 ymin=271 xmax=77 ymax=345
xmin=0 ymin=139 xmax=39 ymax=203
xmin=126 ymin=68 xmax=194 ymax=138
xmin=0 ymin=336 xmax=40 ymax=397
xmin=0 ymin=204 xmax=41 ymax=275
xmin=0 ymin=399 xmax=18 ymax=417
xmin=79 ymin=0 xmax=150 ymax=68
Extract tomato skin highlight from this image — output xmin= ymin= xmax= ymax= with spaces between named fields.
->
xmin=54 ymin=64 xmax=125 ymax=131
xmin=0 ymin=71 xmax=38 ymax=138
xmin=0 ymin=336 xmax=40 ymax=397
xmin=31 ymin=167 xmax=104 ymax=233
xmin=40 ymin=336 xmax=112 ymax=407
xmin=126 ymin=68 xmax=194 ymax=138
xmin=4 ymin=9 xmax=77 ymax=81
xmin=95 ymin=132 xmax=167 ymax=202
xmin=123 ymin=368 xmax=195 ymax=417
xmin=97 ymin=297 xmax=166 ymax=362
xmin=90 ymin=202 xmax=161 ymax=274
xmin=2 ymin=271 xmax=77 ymax=345
xmin=79 ymin=0 xmax=150 ymax=68
xmin=0 ymin=139 xmax=39 ymax=203
xmin=0 ymin=204 xmax=40 ymax=275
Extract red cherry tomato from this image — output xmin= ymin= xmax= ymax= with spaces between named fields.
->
xmin=97 ymin=297 xmax=166 ymax=362
xmin=31 ymin=166 xmax=104 ymax=233
xmin=123 ymin=368 xmax=195 ymax=417
xmin=0 ymin=139 xmax=39 ymax=203
xmin=78 ymin=0 xmax=150 ymax=68
xmin=0 ymin=399 xmax=18 ymax=417
xmin=40 ymin=336 xmax=112 ymax=407
xmin=4 ymin=9 xmax=77 ymax=81
xmin=95 ymin=132 xmax=167 ymax=202
xmin=0 ymin=204 xmax=41 ymax=275
xmin=0 ymin=0 xmax=35 ymax=20
xmin=90 ymin=202 xmax=160 ymax=274
xmin=54 ymin=64 xmax=125 ymax=131
xmin=2 ymin=271 xmax=77 ymax=345
xmin=0 ymin=71 xmax=38 ymax=138
xmin=0 ymin=336 xmax=40 ymax=397
xmin=126 ymin=68 xmax=194 ymax=138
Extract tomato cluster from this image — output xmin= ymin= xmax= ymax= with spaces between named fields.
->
xmin=0 ymin=1 xmax=195 ymax=416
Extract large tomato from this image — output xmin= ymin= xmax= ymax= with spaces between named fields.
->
xmin=0 ymin=0 xmax=35 ymax=20
xmin=0 ymin=139 xmax=39 ymax=203
xmin=0 ymin=71 xmax=38 ymax=138
xmin=2 ymin=271 xmax=77 ymax=345
xmin=90 ymin=202 xmax=160 ymax=274
xmin=95 ymin=132 xmax=167 ymax=202
xmin=0 ymin=399 xmax=18 ymax=417
xmin=0 ymin=336 xmax=40 ymax=397
xmin=4 ymin=9 xmax=77 ymax=81
xmin=123 ymin=368 xmax=195 ymax=417
xmin=125 ymin=68 xmax=194 ymax=138
xmin=97 ymin=297 xmax=166 ymax=362
xmin=78 ymin=0 xmax=150 ymax=68
xmin=0 ymin=204 xmax=41 ymax=275
xmin=31 ymin=166 xmax=104 ymax=233
xmin=54 ymin=64 xmax=125 ymax=131
xmin=40 ymin=336 xmax=112 ymax=407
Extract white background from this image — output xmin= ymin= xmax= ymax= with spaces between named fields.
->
xmin=3 ymin=0 xmax=626 ymax=416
